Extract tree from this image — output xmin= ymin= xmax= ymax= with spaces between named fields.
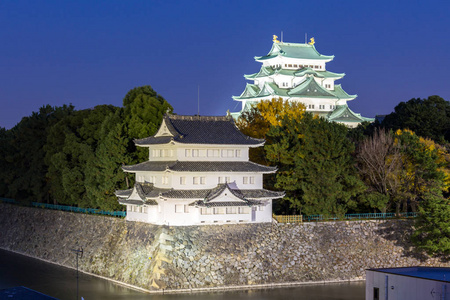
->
xmin=45 ymin=105 xmax=118 ymax=207
xmin=266 ymin=113 xmax=365 ymax=216
xmin=122 ymin=86 xmax=173 ymax=162
xmin=85 ymin=110 xmax=133 ymax=210
xmin=394 ymin=130 xmax=450 ymax=213
xmin=236 ymin=98 xmax=305 ymax=166
xmin=382 ymin=95 xmax=450 ymax=143
xmin=356 ymin=128 xmax=402 ymax=212
xmin=356 ymin=128 xmax=450 ymax=214
xmin=5 ymin=104 xmax=74 ymax=203
xmin=412 ymin=185 xmax=450 ymax=257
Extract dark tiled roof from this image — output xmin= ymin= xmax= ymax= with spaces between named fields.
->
xmin=134 ymin=115 xmax=264 ymax=146
xmin=118 ymin=199 xmax=144 ymax=205
xmin=116 ymin=183 xmax=284 ymax=206
xmin=115 ymin=188 xmax=133 ymax=198
xmin=122 ymin=161 xmax=277 ymax=173
xmin=190 ymin=200 xmax=259 ymax=207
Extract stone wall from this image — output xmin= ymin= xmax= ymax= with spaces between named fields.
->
xmin=0 ymin=203 xmax=447 ymax=292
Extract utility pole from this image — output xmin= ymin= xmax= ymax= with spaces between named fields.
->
xmin=71 ymin=247 xmax=83 ymax=300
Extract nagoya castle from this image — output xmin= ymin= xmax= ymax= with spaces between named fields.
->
xmin=231 ymin=36 xmax=373 ymax=127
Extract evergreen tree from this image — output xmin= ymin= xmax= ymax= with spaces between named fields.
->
xmin=85 ymin=110 xmax=133 ymax=210
xmin=266 ymin=114 xmax=365 ymax=216
xmin=122 ymin=85 xmax=173 ymax=162
xmin=412 ymin=185 xmax=450 ymax=257
xmin=382 ymin=95 xmax=450 ymax=143
xmin=5 ymin=105 xmax=74 ymax=203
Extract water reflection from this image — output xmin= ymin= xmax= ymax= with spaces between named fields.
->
xmin=0 ymin=249 xmax=364 ymax=300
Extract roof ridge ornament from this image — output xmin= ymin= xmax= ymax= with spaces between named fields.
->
xmin=273 ymin=35 xmax=280 ymax=43
xmin=309 ymin=37 xmax=315 ymax=45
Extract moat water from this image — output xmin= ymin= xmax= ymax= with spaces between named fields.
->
xmin=0 ymin=249 xmax=365 ymax=300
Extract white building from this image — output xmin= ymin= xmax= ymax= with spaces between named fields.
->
xmin=366 ymin=267 xmax=450 ymax=300
xmin=116 ymin=114 xmax=284 ymax=226
xmin=231 ymin=36 xmax=373 ymax=127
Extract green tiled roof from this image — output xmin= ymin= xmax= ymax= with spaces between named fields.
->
xmin=327 ymin=105 xmax=374 ymax=123
xmin=332 ymin=84 xmax=357 ymax=100
xmin=255 ymin=42 xmax=334 ymax=61
xmin=289 ymin=77 xmax=335 ymax=98
xmin=245 ymin=66 xmax=344 ymax=80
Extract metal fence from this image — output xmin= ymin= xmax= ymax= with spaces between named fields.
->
xmin=274 ymin=212 xmax=418 ymax=223
xmin=0 ymin=197 xmax=126 ymax=218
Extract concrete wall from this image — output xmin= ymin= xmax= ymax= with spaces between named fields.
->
xmin=0 ymin=203 xmax=448 ymax=292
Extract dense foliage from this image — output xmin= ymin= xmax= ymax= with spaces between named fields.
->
xmin=0 ymin=86 xmax=172 ymax=210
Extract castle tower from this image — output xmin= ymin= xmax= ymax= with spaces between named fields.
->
xmin=116 ymin=114 xmax=284 ymax=226
xmin=231 ymin=37 xmax=373 ymax=127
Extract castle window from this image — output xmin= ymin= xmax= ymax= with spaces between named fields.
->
xmin=226 ymin=207 xmax=237 ymax=214
xmin=288 ymin=64 xmax=292 ymax=68
xmin=249 ymin=176 xmax=255 ymax=184
xmin=243 ymin=176 xmax=248 ymax=184
xmin=214 ymin=207 xmax=225 ymax=214
xmin=162 ymin=176 xmax=169 ymax=185
xmin=192 ymin=149 xmax=199 ymax=157
xmin=222 ymin=149 xmax=234 ymax=157
xmin=193 ymin=177 xmax=206 ymax=185
xmin=219 ymin=176 xmax=231 ymax=183
xmin=185 ymin=149 xmax=191 ymax=157
xmin=294 ymin=64 xmax=297 ymax=68
xmin=238 ymin=207 xmax=250 ymax=214
xmin=235 ymin=149 xmax=241 ymax=157
xmin=180 ymin=177 xmax=186 ymax=185
xmin=207 ymin=149 xmax=220 ymax=157
xmin=184 ymin=205 xmax=189 ymax=213
xmin=175 ymin=204 xmax=184 ymax=213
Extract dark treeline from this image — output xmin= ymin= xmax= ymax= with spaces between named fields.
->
xmin=0 ymin=86 xmax=172 ymax=210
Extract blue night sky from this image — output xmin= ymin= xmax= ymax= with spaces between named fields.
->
xmin=1 ymin=0 xmax=449 ymax=129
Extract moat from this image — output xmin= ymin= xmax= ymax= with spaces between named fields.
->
xmin=0 ymin=249 xmax=364 ymax=300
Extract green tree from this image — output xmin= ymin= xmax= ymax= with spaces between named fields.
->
xmin=45 ymin=105 xmax=118 ymax=207
xmin=382 ymin=95 xmax=450 ymax=143
xmin=85 ymin=110 xmax=133 ymax=210
xmin=266 ymin=114 xmax=365 ymax=216
xmin=122 ymin=85 xmax=173 ymax=161
xmin=5 ymin=105 xmax=74 ymax=203
xmin=412 ymin=186 xmax=450 ymax=257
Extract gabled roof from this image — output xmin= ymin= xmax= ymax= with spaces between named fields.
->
xmin=116 ymin=182 xmax=284 ymax=206
xmin=236 ymin=83 xmax=260 ymax=99
xmin=245 ymin=66 xmax=345 ymax=80
xmin=255 ymin=42 xmax=334 ymax=62
xmin=327 ymin=105 xmax=374 ymax=123
xmin=134 ymin=115 xmax=264 ymax=146
xmin=288 ymin=76 xmax=336 ymax=97
xmin=293 ymin=67 xmax=345 ymax=79
xmin=122 ymin=160 xmax=277 ymax=173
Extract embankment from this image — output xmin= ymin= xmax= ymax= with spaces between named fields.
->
xmin=0 ymin=203 xmax=446 ymax=292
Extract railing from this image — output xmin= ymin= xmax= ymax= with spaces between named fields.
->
xmin=274 ymin=212 xmax=418 ymax=223
xmin=273 ymin=214 xmax=303 ymax=223
xmin=0 ymin=197 xmax=126 ymax=218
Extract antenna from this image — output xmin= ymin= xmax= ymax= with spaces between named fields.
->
xmin=305 ymin=33 xmax=307 ymax=44
xmin=197 ymin=85 xmax=200 ymax=116
xmin=281 ymin=31 xmax=283 ymax=43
